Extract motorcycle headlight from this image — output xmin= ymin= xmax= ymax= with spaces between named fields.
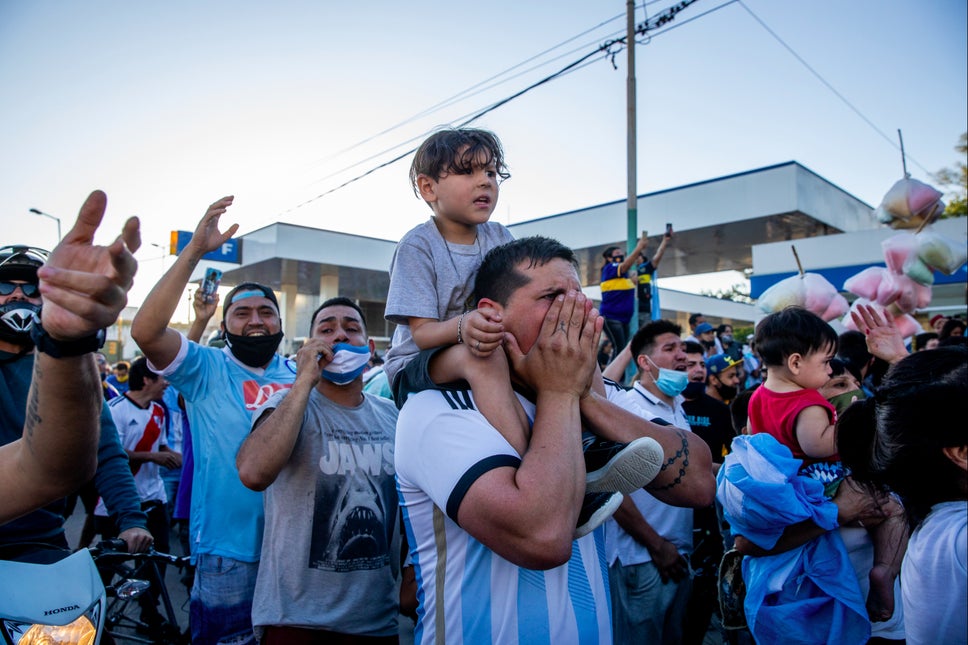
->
xmin=2 ymin=599 xmax=102 ymax=645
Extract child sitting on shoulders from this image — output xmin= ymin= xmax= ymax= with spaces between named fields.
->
xmin=384 ymin=128 xmax=660 ymax=537
xmin=748 ymin=306 xmax=907 ymax=622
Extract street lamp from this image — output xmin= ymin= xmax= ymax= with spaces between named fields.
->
xmin=29 ymin=208 xmax=61 ymax=242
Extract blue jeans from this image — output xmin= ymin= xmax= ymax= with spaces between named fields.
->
xmin=609 ymin=559 xmax=692 ymax=645
xmin=190 ymin=553 xmax=259 ymax=645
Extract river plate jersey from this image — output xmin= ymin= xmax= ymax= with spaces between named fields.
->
xmin=395 ymin=388 xmax=612 ymax=645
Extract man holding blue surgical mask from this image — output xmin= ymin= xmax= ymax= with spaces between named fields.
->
xmin=237 ymin=297 xmax=403 ymax=644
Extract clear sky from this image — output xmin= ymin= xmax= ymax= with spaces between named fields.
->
xmin=1 ymin=0 xmax=965 ymax=320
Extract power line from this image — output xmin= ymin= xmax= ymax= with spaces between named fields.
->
xmin=280 ymin=2 xmax=706 ymax=216
xmin=320 ymin=10 xmax=632 ymax=163
xmin=737 ymin=0 xmax=929 ymax=175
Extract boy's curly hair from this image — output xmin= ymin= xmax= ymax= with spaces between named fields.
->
xmin=409 ymin=128 xmax=510 ymax=197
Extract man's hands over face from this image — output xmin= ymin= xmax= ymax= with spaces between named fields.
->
xmin=505 ymin=291 xmax=603 ymax=399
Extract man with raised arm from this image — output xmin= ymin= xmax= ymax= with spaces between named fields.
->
xmin=0 ymin=190 xmax=140 ymax=524
xmin=131 ymin=196 xmax=296 ymax=645
xmin=395 ymin=237 xmax=714 ymax=644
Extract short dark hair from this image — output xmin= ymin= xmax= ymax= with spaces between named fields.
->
xmin=602 ymin=246 xmax=621 ymax=262
xmin=913 ymin=332 xmax=938 ymax=351
xmin=837 ymin=330 xmax=873 ymax=380
xmin=939 ymin=317 xmax=966 ymax=339
xmin=729 ymin=386 xmax=758 ymax=435
xmin=127 ymin=357 xmax=157 ymax=392
xmin=410 ymin=128 xmax=509 ymax=198
xmin=688 ymin=313 xmax=704 ymax=327
xmin=717 ymin=323 xmax=732 ymax=336
xmin=474 ymin=236 xmax=577 ymax=306
xmin=828 ymin=356 xmax=861 ymax=385
xmin=114 ymin=361 xmax=130 ymax=371
xmin=309 ymin=297 xmax=367 ymax=336
xmin=754 ymin=306 xmax=838 ymax=368
xmin=630 ymin=319 xmax=682 ymax=359
xmin=683 ymin=340 xmax=704 ymax=355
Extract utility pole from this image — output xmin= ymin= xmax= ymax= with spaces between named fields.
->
xmin=626 ymin=0 xmax=639 ymax=331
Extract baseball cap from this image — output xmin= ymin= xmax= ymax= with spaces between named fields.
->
xmin=695 ymin=322 xmax=715 ymax=335
xmin=707 ymin=353 xmax=740 ymax=375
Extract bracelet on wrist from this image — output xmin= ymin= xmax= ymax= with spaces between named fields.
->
xmin=457 ymin=312 xmax=466 ymax=345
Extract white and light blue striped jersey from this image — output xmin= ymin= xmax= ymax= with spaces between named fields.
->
xmin=395 ymin=388 xmax=612 ymax=645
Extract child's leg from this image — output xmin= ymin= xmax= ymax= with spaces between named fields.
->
xmin=429 ymin=344 xmax=530 ymax=455
xmin=866 ymin=497 xmax=908 ymax=622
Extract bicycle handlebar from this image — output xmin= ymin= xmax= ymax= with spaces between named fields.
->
xmin=91 ymin=539 xmax=191 ymax=568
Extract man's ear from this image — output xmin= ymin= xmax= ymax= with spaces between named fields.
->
xmin=415 ymin=174 xmax=437 ymax=203
xmin=367 ymin=338 xmax=376 ymax=354
xmin=477 ymin=297 xmax=504 ymax=316
xmin=635 ymin=353 xmax=650 ymax=373
xmin=941 ymin=445 xmax=968 ymax=472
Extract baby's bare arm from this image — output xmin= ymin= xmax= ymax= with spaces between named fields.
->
xmin=795 ymin=404 xmax=838 ymax=458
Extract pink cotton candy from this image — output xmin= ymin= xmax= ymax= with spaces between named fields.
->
xmin=801 ymin=273 xmax=838 ymax=315
xmin=821 ymin=294 xmax=849 ymax=321
xmin=893 ymin=314 xmax=922 ymax=339
xmin=874 ymin=177 xmax=945 ymax=230
xmin=874 ymin=272 xmax=903 ymax=307
xmin=843 ymin=266 xmax=886 ymax=299
xmin=881 ymin=233 xmax=918 ymax=274
xmin=891 ymin=274 xmax=920 ymax=313
xmin=906 ymin=179 xmax=944 ymax=217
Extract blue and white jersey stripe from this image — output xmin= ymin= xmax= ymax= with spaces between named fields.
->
xmin=396 ymin=389 xmax=612 ymax=644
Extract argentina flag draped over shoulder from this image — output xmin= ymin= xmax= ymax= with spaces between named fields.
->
xmin=716 ymin=434 xmax=870 ymax=645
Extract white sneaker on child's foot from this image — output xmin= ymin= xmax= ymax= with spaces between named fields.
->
xmin=584 ymin=435 xmax=663 ymax=495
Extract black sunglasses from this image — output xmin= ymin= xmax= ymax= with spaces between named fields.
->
xmin=0 ymin=281 xmax=40 ymax=298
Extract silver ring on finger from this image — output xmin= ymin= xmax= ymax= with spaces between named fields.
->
xmin=476 ymin=340 xmax=481 ymax=351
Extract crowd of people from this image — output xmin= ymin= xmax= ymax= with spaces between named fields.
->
xmin=0 ymin=128 xmax=965 ymax=645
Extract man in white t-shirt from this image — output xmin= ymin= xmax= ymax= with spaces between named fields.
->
xmin=606 ymin=319 xmax=695 ymax=644
xmin=395 ymin=237 xmax=715 ymax=644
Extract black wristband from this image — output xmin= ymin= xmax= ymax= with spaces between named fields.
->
xmin=30 ymin=323 xmax=106 ymax=358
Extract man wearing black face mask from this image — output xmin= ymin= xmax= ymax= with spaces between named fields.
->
xmin=680 ymin=343 xmax=734 ymax=466
xmin=706 ymin=353 xmax=741 ymax=405
xmin=132 ymin=196 xmax=296 ymax=645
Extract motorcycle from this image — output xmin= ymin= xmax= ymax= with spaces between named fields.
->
xmin=0 ymin=546 xmax=106 ymax=645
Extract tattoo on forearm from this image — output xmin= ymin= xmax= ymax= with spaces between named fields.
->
xmin=652 ymin=428 xmax=689 ymax=491
xmin=25 ymin=361 xmax=43 ymax=438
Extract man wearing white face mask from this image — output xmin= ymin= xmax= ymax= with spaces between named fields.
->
xmin=606 ymin=319 xmax=695 ymax=645
xmin=237 ymin=297 xmax=401 ymax=643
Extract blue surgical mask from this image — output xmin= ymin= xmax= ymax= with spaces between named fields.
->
xmin=646 ymin=355 xmax=689 ymax=397
xmin=321 ymin=343 xmax=371 ymax=385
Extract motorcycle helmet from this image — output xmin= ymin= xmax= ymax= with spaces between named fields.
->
xmin=0 ymin=245 xmax=48 ymax=345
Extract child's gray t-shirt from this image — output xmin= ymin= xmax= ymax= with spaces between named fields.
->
xmin=383 ymin=219 xmax=514 ymax=385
